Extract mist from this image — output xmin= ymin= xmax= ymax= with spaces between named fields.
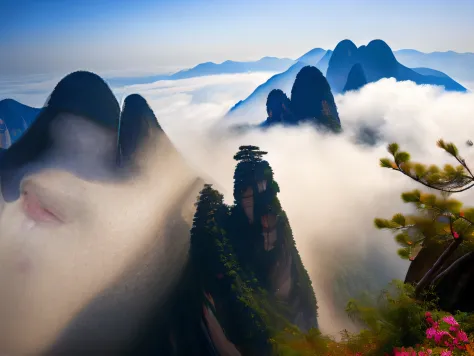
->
xmin=3 ymin=72 xmax=474 ymax=340
xmin=0 ymin=131 xmax=201 ymax=354
xmin=127 ymin=75 xmax=474 ymax=335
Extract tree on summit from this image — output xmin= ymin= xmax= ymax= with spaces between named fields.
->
xmin=233 ymin=145 xmax=268 ymax=162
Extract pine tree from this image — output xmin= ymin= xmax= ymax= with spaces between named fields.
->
xmin=190 ymin=184 xmax=229 ymax=286
xmin=375 ymin=140 xmax=474 ymax=297
xmin=190 ymin=183 xmax=273 ymax=354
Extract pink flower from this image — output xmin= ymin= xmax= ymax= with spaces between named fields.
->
xmin=440 ymin=351 xmax=452 ymax=356
xmin=426 ymin=327 xmax=437 ymax=339
xmin=453 ymin=231 xmax=460 ymax=239
xmin=442 ymin=316 xmax=459 ymax=327
xmin=455 ymin=330 xmax=469 ymax=343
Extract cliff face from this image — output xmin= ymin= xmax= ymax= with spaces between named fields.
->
xmin=190 ymin=146 xmax=318 ymax=355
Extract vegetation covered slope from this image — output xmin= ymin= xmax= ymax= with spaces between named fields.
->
xmin=190 ymin=146 xmax=318 ymax=355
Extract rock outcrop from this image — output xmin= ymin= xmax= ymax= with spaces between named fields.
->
xmin=260 ymin=89 xmax=295 ymax=127
xmin=190 ymin=146 xmax=318 ymax=355
xmin=255 ymin=66 xmax=341 ymax=132
xmin=290 ymin=66 xmax=341 ymax=131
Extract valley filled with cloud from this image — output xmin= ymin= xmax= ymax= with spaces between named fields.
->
xmin=125 ymin=73 xmax=474 ymax=335
xmin=4 ymin=71 xmax=474 ymax=336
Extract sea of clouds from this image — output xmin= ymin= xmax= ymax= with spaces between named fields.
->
xmin=5 ymin=71 xmax=474 ymax=336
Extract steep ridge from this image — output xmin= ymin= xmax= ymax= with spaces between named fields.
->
xmin=226 ymin=55 xmax=335 ymax=122
xmin=229 ymin=65 xmax=342 ymax=132
xmin=190 ymin=146 xmax=318 ymax=355
xmin=315 ymin=50 xmax=333 ymax=76
xmin=227 ymin=62 xmax=307 ymax=120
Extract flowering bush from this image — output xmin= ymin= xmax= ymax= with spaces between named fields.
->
xmin=392 ymin=313 xmax=472 ymax=356
xmin=273 ymin=281 xmax=474 ymax=355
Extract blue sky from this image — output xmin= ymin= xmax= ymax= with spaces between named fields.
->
xmin=1 ymin=0 xmax=474 ymax=78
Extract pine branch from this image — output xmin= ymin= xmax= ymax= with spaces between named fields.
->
xmin=380 ymin=140 xmax=474 ymax=193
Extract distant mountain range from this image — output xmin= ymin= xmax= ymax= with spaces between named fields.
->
xmin=105 ymin=46 xmax=473 ymax=90
xmin=394 ymin=49 xmax=474 ymax=82
xmin=227 ymin=39 xmax=467 ymax=120
xmin=226 ymin=51 xmax=337 ymax=121
xmin=326 ymin=39 xmax=465 ymax=94
xmin=1 ymin=40 xmax=472 ymax=146
xmin=106 ymin=57 xmax=296 ymax=87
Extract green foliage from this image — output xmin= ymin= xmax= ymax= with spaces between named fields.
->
xmin=380 ymin=141 xmax=474 ymax=193
xmin=388 ymin=143 xmax=399 ymax=156
xmin=392 ymin=213 xmax=406 ymax=227
xmin=345 ymin=281 xmax=439 ymax=354
xmin=394 ymin=151 xmax=410 ymax=164
xmin=397 ymin=247 xmax=411 ymax=260
xmin=380 ymin=157 xmax=392 ymax=168
xmin=272 ymin=280 xmax=474 ymax=355
xmin=374 ymin=178 xmax=474 ymax=262
xmin=233 ymin=145 xmax=268 ymax=162
xmin=377 ymin=138 xmax=474 ymax=302
xmin=191 ymin=146 xmax=319 ymax=353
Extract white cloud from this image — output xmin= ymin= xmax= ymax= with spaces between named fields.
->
xmin=5 ymin=72 xmax=474 ymax=336
xmin=126 ymin=76 xmax=474 ymax=335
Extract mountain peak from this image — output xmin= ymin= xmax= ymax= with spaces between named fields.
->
xmin=364 ymin=39 xmax=397 ymax=61
xmin=290 ymin=66 xmax=341 ymax=130
xmin=357 ymin=39 xmax=398 ymax=78
xmin=333 ymin=39 xmax=358 ymax=54
xmin=327 ymin=40 xmax=359 ymax=92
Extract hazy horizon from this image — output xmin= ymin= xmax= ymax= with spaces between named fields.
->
xmin=2 ymin=0 xmax=474 ymax=78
